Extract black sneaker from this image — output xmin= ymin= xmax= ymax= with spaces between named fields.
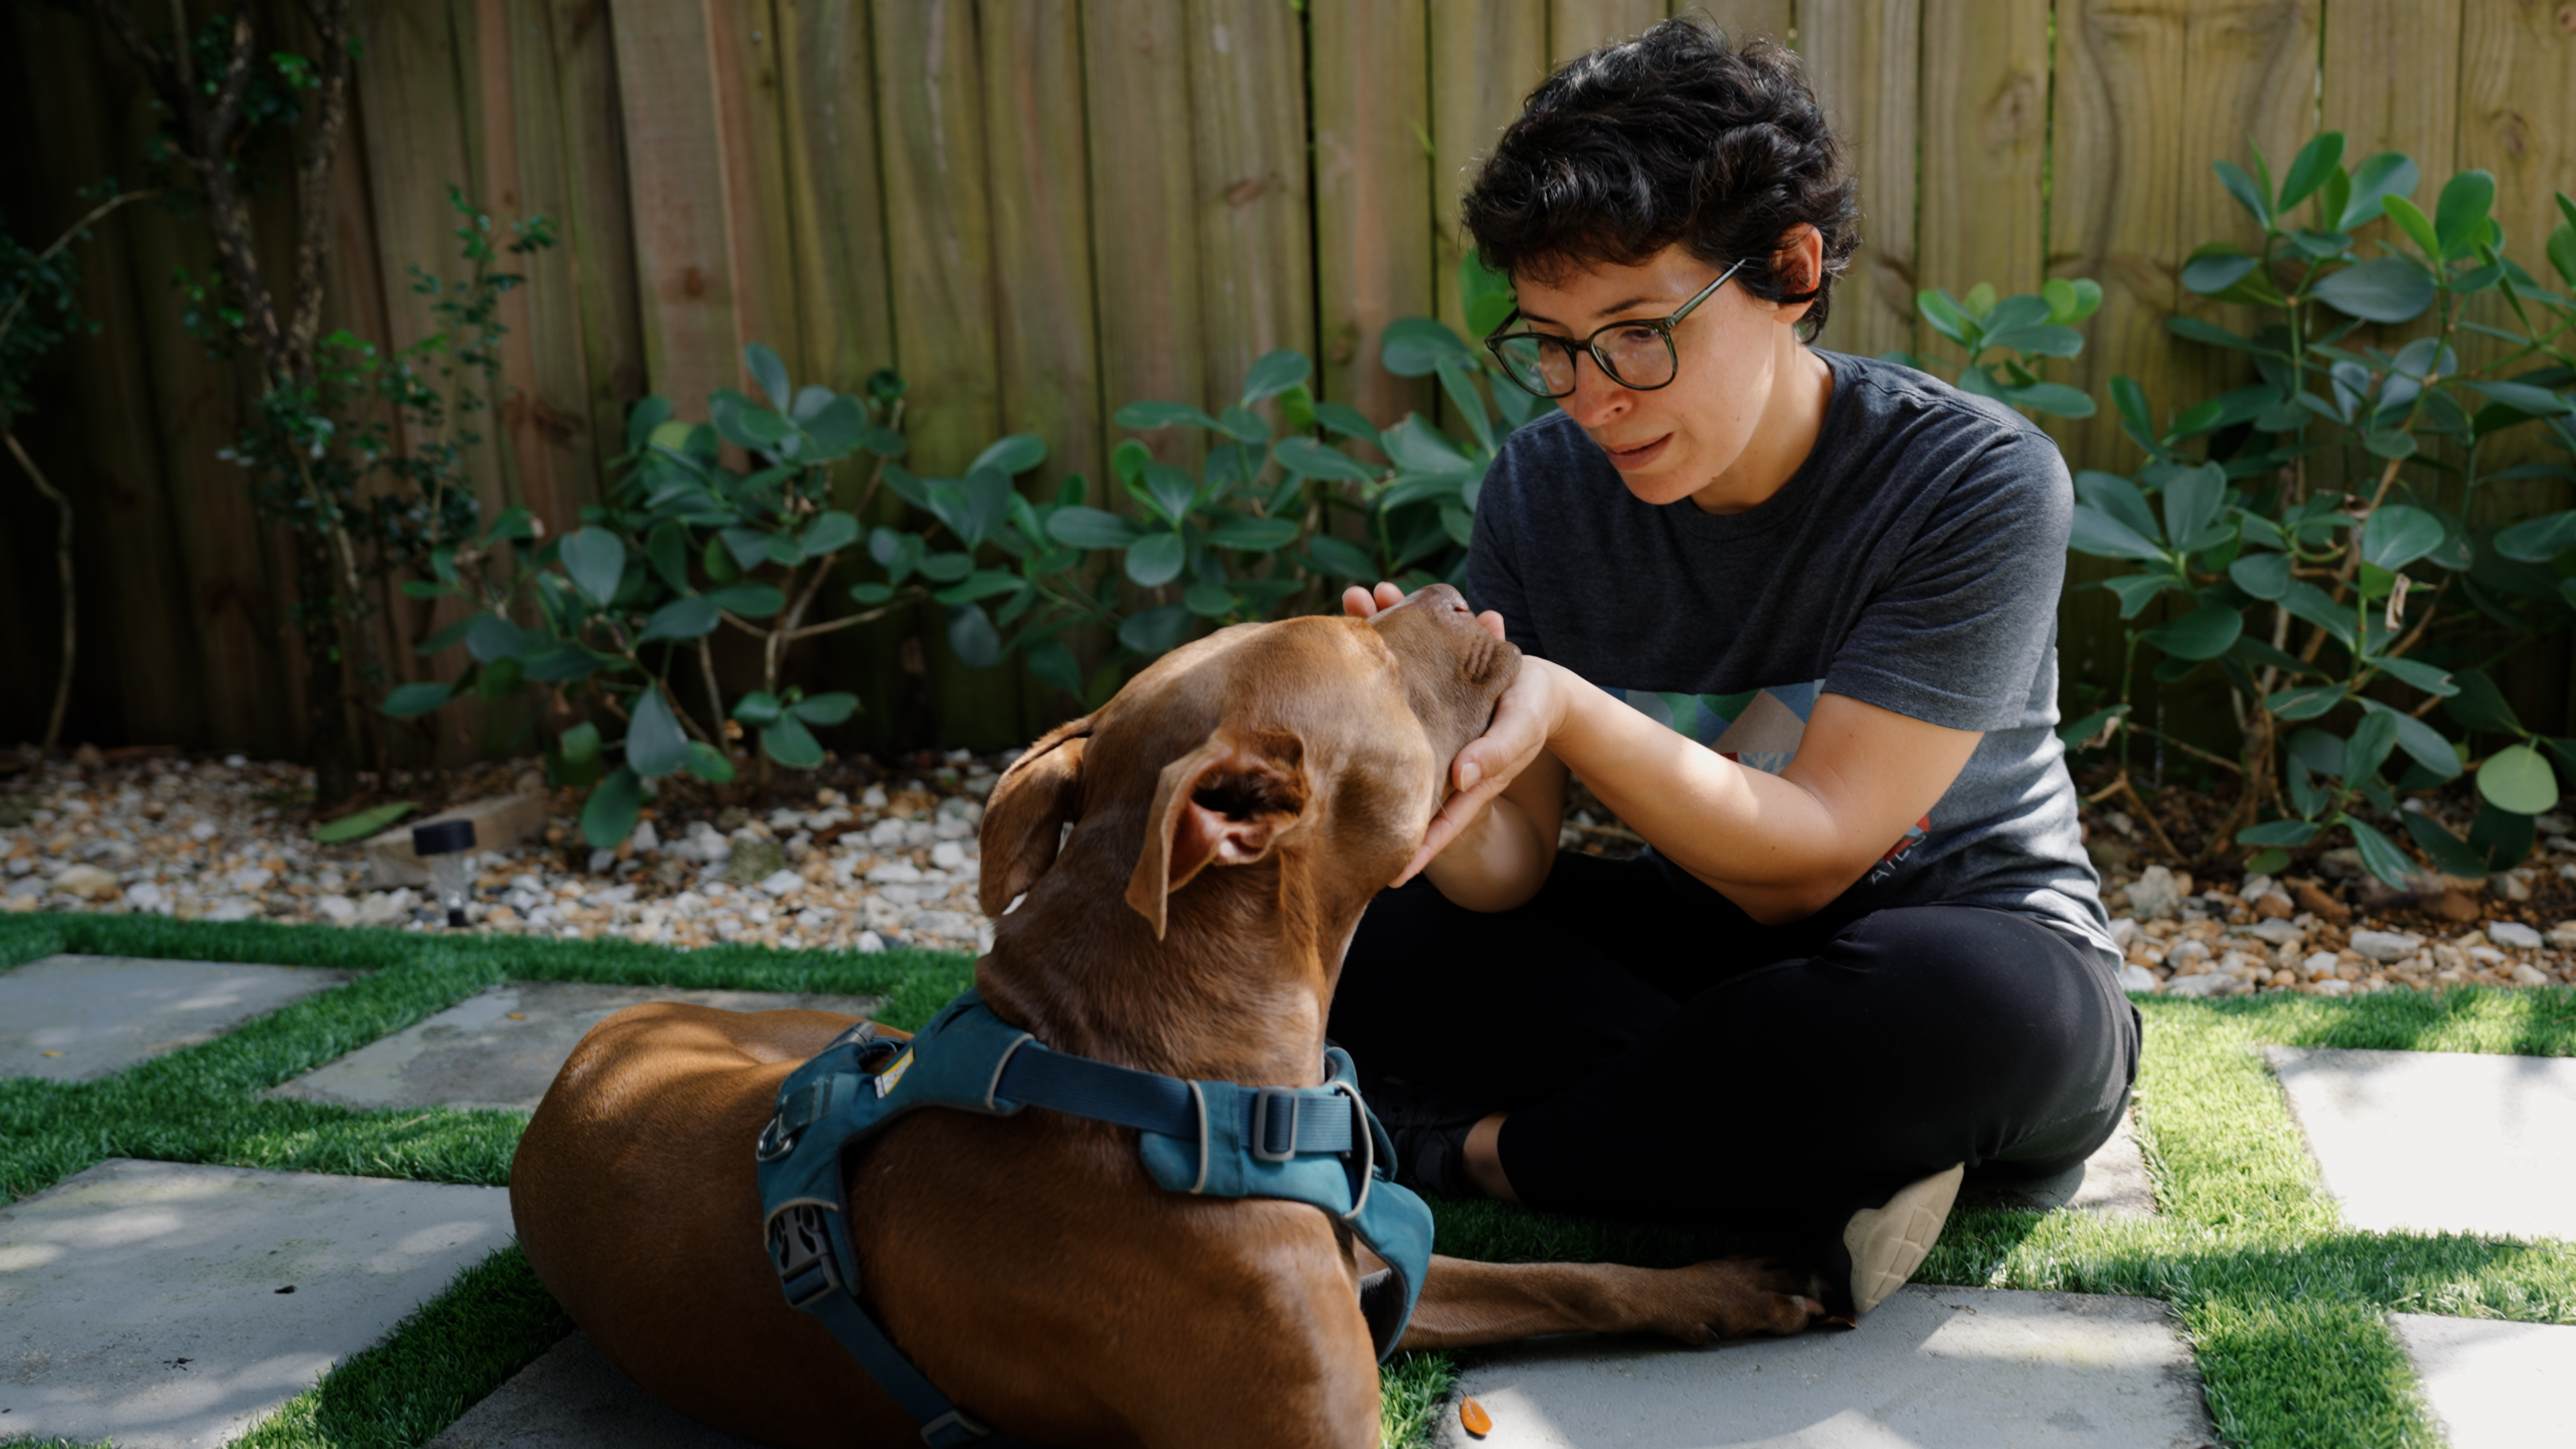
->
xmin=1358 ymin=1071 xmax=1488 ymax=1199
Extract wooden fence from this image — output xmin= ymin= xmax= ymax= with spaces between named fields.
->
xmin=7 ymin=0 xmax=2576 ymax=761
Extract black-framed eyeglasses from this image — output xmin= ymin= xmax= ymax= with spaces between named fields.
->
xmin=1482 ymin=257 xmax=1749 ymax=398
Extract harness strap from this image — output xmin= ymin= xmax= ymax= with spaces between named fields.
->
xmin=802 ymin=1290 xmax=1043 ymax=1448
xmin=995 ymin=1044 xmax=1358 ymax=1158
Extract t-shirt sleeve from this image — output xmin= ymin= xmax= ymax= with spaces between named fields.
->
xmin=1823 ymin=427 xmax=2071 ymax=733
xmin=1464 ymin=442 xmax=1540 ymax=657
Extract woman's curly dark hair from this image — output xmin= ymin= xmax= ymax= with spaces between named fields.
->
xmin=1460 ymin=17 xmax=1860 ymax=340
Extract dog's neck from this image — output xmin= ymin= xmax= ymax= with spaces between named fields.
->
xmin=974 ymin=830 xmax=1366 ymax=1089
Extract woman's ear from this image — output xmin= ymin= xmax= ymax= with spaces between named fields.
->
xmin=1773 ymin=223 xmax=1825 ymax=320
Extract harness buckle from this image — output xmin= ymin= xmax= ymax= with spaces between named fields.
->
xmin=1249 ymin=1086 xmax=1301 ymax=1162
xmin=919 ymin=1407 xmax=993 ymax=1446
xmin=754 ymin=1111 xmax=798 ymax=1163
xmin=767 ymin=1203 xmax=845 ymax=1309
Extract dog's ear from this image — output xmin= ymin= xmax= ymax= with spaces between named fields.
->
xmin=977 ymin=716 xmax=1092 ymax=918
xmin=1125 ymin=729 xmax=1308 ymax=941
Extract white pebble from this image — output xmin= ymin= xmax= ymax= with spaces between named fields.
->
xmin=930 ymin=841 xmax=967 ymax=871
xmin=2349 ymin=929 xmax=2424 ymax=963
xmin=758 ymin=869 xmax=805 ymax=898
xmin=123 ymin=881 xmax=170 ymax=914
xmin=203 ymin=899 xmax=258 ymax=923
xmin=860 ymin=785 xmax=889 ymax=809
xmin=2512 ymin=963 xmax=2553 ymax=987
xmin=2312 ymin=978 xmax=2352 ymax=997
xmin=187 ymin=820 xmax=217 ymax=842
xmin=867 ymin=861 xmax=925 ymax=885
xmin=2116 ymin=963 xmax=2158 ymax=994
xmin=631 ymin=819 xmax=661 ymax=853
xmin=2488 ymin=920 xmax=2544 ymax=951
xmin=317 ymin=894 xmax=357 ymax=924
xmin=2303 ymin=952 xmax=2342 ymax=979
xmin=227 ymin=865 xmax=273 ymax=892
xmin=856 ymin=930 xmax=886 ymax=953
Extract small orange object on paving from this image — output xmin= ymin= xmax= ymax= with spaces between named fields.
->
xmin=1459 ymin=1393 xmax=1493 ymax=1438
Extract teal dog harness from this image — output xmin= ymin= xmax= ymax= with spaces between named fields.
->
xmin=753 ymin=989 xmax=1435 ymax=1448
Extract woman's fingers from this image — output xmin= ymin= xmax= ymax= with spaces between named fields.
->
xmin=1374 ymin=580 xmax=1406 ymax=610
xmin=1342 ymin=585 xmax=1379 ymax=620
xmin=1391 ymin=661 xmax=1561 ymax=886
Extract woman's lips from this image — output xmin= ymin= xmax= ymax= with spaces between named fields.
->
xmin=1602 ymin=434 xmax=1670 ymax=471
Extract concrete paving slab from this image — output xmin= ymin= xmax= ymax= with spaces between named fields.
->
xmin=2390 ymin=1313 xmax=2576 ymax=1448
xmin=423 ymin=1331 xmax=762 ymax=1449
xmin=1434 ymin=1285 xmax=2214 ymax=1449
xmin=0 ymin=955 xmax=354 ymax=1083
xmin=1960 ymin=1110 xmax=2156 ymax=1217
xmin=2263 ymin=1046 xmax=2576 ymax=1240
xmin=0 ymin=1157 xmax=515 ymax=1449
xmin=267 ymin=981 xmax=883 ymax=1112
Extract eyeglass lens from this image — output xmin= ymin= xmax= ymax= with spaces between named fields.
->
xmin=1494 ymin=324 xmax=1676 ymax=397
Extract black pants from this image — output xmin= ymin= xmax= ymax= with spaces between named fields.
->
xmin=1328 ymin=851 xmax=2141 ymax=1231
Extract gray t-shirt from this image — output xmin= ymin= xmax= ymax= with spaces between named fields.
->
xmin=1466 ymin=349 xmax=2116 ymax=966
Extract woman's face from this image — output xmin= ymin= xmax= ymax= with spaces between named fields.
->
xmin=1507 ymin=237 xmax=1819 ymax=513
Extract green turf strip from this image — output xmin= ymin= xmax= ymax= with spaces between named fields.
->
xmin=9 ymin=917 xmax=2576 ymax=1448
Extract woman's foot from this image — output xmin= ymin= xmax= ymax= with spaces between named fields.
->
xmin=1839 ymin=1163 xmax=1964 ymax=1317
xmin=1364 ymin=1074 xmax=1490 ymax=1198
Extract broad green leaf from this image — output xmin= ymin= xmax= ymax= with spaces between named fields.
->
xmin=731 ymin=690 xmax=783 ymax=727
xmin=2348 ymin=711 xmax=2402 ymax=786
xmin=1117 ymin=602 xmax=1194 ymax=655
xmin=2469 ymin=796 xmax=2536 ymax=870
xmin=1313 ymin=402 xmax=1381 ymax=447
xmin=2000 ymin=381 xmax=2096 ymax=418
xmin=313 ymin=800 xmax=416 ymax=843
xmin=1216 ymin=405 xmax=1270 ymax=444
xmin=382 ymin=681 xmax=458 ymax=718
xmin=1141 ymin=462 xmax=1198 ymax=525
xmin=745 ymin=341 xmax=792 ymax=411
xmin=2143 ymin=602 xmax=2243 ymax=660
xmin=2074 ymin=471 xmax=2161 ymax=542
xmin=647 ymin=519 xmax=690 ymax=594
xmin=972 ymin=433 xmax=1046 ymax=475
xmin=2228 ymin=550 xmax=2292 ymax=599
xmin=2180 ymin=249 xmax=2258 ymax=295
xmin=2277 ymin=131 xmax=2345 ymax=211
xmin=581 ymin=767 xmax=644 ymax=849
xmin=2311 ymin=256 xmax=2436 ymax=323
xmin=1917 ymin=289 xmax=1973 ymax=345
xmin=2479 ymin=742 xmax=2561 ymax=814
xmin=2461 ymin=378 xmax=2573 ymax=417
xmin=2277 ymin=579 xmax=2357 ymax=647
xmin=1115 ymin=400 xmax=1223 ymax=431
xmin=627 ymin=687 xmax=691 ymax=779
xmin=1381 ymin=416 xmax=1473 ymax=475
xmin=789 ymin=692 xmax=858 ymax=726
xmin=1305 ymin=534 xmax=1378 ymax=582
xmin=2102 ymin=574 xmax=2180 ymax=619
xmin=2214 ymin=159 xmax=2271 ymax=229
xmin=476 ymin=656 xmax=525 ymax=702
xmin=801 ymin=510 xmax=861 ymax=559
xmin=685 ymin=741 xmax=735 ymax=784
xmin=2496 ymin=509 xmax=2576 ymax=563
xmin=2236 ymin=818 xmax=2320 ymax=847
xmin=2056 ymin=706 xmax=2127 ymax=750
xmin=704 ymin=583 xmax=786 ymax=618
xmin=1184 ymin=583 xmax=1237 ymax=618
xmin=1124 ymin=530 xmax=1187 ymax=588
xmin=2434 ymin=169 xmax=2497 ymax=258
xmin=918 ymin=551 xmax=973 ymax=584
xmin=557 ymin=720 xmax=602 ymax=767
xmin=932 ymin=570 xmax=1025 ymax=606
xmin=1240 ymin=350 xmax=1312 ymax=405
xmin=636 ymin=595 xmax=720 ymax=644
xmin=2163 ymin=462 xmax=2232 ymax=551
xmin=1026 ymin=639 xmax=1083 ymax=698
xmin=2360 ymin=698 xmax=2463 ymax=780
xmin=466 ymin=614 xmax=534 ymax=663
xmin=2443 ymin=667 xmax=2523 ymax=734
xmin=1049 ymin=505 xmax=1144 ymax=549
xmin=2069 ymin=504 xmax=2167 ymax=563
xmin=2266 ymin=684 xmax=2345 ymax=720
xmin=1203 ymin=517 xmax=1301 ymax=551
xmin=2361 ymin=504 xmax=2443 ymax=571
xmin=1381 ymin=317 xmax=1473 ymax=376
xmin=1273 ymin=436 xmax=1378 ymax=484
xmin=761 ymin=714 xmax=825 ymax=769
xmin=2370 ymin=654 xmax=2457 ymax=697
xmin=2381 ymin=194 xmax=2442 ymax=260
xmin=2338 ymin=151 xmax=2418 ymax=231
xmin=2341 ymin=817 xmax=2417 ymax=888
xmin=2401 ymin=810 xmax=2490 ymax=879
xmin=559 ymin=526 xmax=626 ymax=607
xmin=626 ymin=396 xmax=674 ymax=451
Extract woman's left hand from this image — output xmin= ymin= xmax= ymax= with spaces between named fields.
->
xmin=1344 ymin=583 xmax=1574 ymax=885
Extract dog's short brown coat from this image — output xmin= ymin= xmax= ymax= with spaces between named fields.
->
xmin=511 ymin=586 xmax=1816 ymax=1449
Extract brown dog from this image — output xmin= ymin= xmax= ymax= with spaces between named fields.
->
xmin=511 ymin=586 xmax=1819 ymax=1449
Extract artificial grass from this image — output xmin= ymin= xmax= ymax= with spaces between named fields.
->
xmin=9 ymin=916 xmax=2575 ymax=1448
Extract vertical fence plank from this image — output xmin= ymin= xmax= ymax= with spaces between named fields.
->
xmin=535 ymin=0 xmax=649 ymax=462
xmin=978 ymin=0 xmax=1096 ymax=489
xmin=4 ymin=6 xmax=206 ymax=747
xmin=709 ymin=0 xmax=805 ymax=372
xmin=2171 ymin=0 xmax=2318 ymax=413
xmin=1312 ymin=0 xmax=1435 ymax=431
xmin=2320 ymin=0 xmax=2461 ymax=165
xmin=1189 ymin=0 xmax=1316 ymax=406
xmin=1430 ymin=0 xmax=1546 ymax=341
xmin=874 ymin=0 xmax=1017 ymax=746
xmin=1084 ymin=0 xmax=1206 ymax=475
xmin=1549 ymin=0 xmax=1666 ymax=67
xmin=1917 ymin=0 xmax=2049 ymax=306
xmin=1801 ymin=0 xmax=1921 ymax=362
xmin=2456 ymin=0 xmax=2576 ymax=729
xmin=777 ymin=0 xmax=896 ymax=394
xmin=610 ymin=1 xmax=743 ymax=415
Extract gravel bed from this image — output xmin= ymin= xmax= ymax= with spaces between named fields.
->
xmin=1 ymin=750 xmax=1008 ymax=957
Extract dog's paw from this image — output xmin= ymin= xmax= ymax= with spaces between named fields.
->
xmin=1635 ymin=1256 xmax=1826 ymax=1344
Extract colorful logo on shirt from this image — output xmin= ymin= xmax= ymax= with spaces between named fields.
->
xmin=1606 ymin=680 xmax=1929 ymax=882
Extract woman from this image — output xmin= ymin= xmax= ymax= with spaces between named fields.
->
xmin=1330 ymin=18 xmax=2137 ymax=1321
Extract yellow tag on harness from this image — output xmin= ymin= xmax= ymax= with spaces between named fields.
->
xmin=871 ymin=1048 xmax=913 ymax=1098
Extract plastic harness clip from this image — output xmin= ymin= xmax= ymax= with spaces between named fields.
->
xmin=1248 ymin=1086 xmax=1301 ymax=1162
xmin=767 ymin=1202 xmax=845 ymax=1309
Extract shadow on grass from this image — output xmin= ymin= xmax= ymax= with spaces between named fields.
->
xmin=2144 ymin=983 xmax=2576 ymax=1059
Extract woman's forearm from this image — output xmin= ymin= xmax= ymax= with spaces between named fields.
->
xmin=1422 ymin=755 xmax=1566 ymax=912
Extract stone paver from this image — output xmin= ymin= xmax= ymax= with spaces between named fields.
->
xmin=267 ymin=981 xmax=883 ymax=1112
xmin=0 ymin=955 xmax=352 ymax=1082
xmin=1436 ymin=1285 xmax=2214 ymax=1448
xmin=0 ymin=1157 xmax=515 ymax=1449
xmin=2264 ymin=1046 xmax=2576 ymax=1239
xmin=424 ymin=1331 xmax=762 ymax=1449
xmin=1962 ymin=1110 xmax=2156 ymax=1217
xmin=2390 ymin=1313 xmax=2576 ymax=1448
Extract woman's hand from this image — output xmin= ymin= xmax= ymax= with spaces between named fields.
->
xmin=1344 ymin=584 xmax=1574 ymax=887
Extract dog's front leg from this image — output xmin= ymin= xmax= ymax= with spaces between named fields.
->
xmin=1397 ymin=1254 xmax=1823 ymax=1348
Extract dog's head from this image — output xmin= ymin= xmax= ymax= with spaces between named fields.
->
xmin=979 ymin=585 xmax=1519 ymax=940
